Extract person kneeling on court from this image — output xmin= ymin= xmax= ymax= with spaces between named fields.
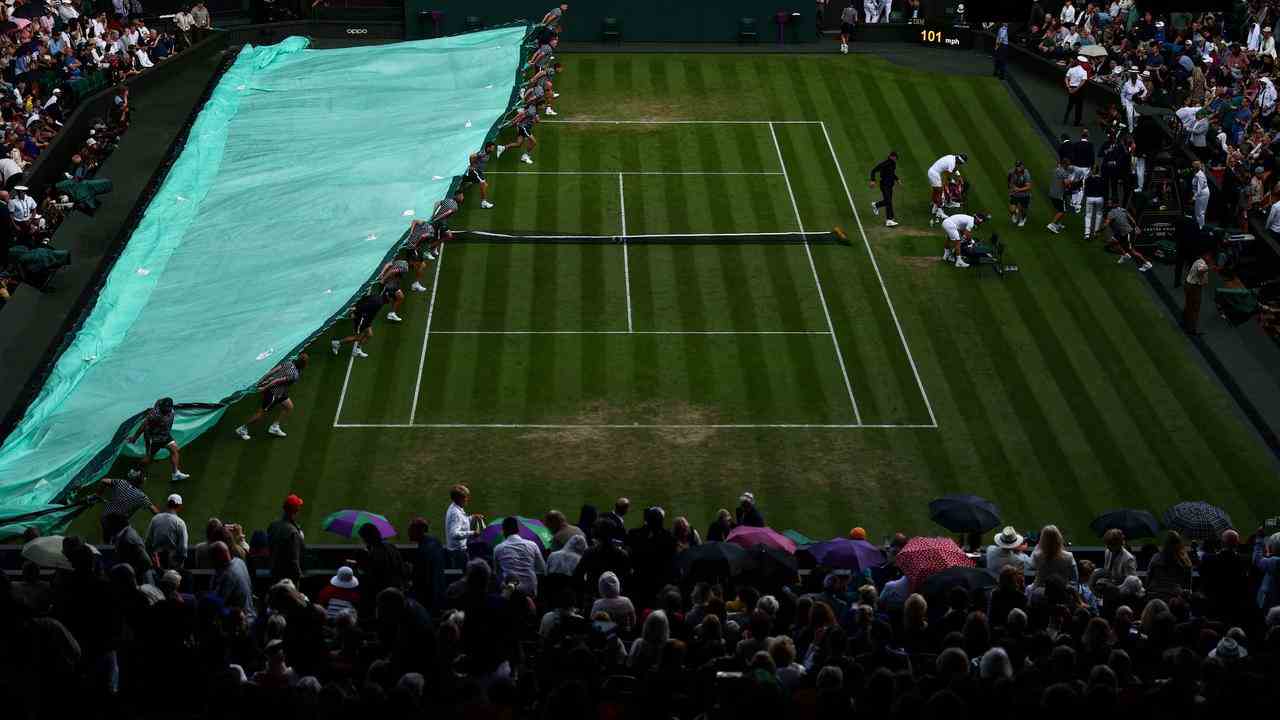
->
xmin=128 ymin=397 xmax=190 ymax=483
xmin=332 ymin=292 xmax=385 ymax=359
xmin=941 ymin=212 xmax=986 ymax=269
xmin=236 ymin=353 xmax=308 ymax=440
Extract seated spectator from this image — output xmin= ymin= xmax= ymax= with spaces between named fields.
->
xmin=590 ymin=571 xmax=636 ymax=631
xmin=986 ymin=525 xmax=1032 ymax=576
xmin=316 ymin=566 xmax=361 ymax=621
xmin=1029 ymin=524 xmax=1077 ymax=598
xmin=1145 ymin=531 xmax=1193 ymax=601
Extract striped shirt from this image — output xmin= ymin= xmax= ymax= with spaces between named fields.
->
xmin=265 ymin=361 xmax=301 ymax=390
xmin=841 ymin=5 xmax=856 ymax=23
xmin=470 ymin=150 xmax=490 ymax=172
xmin=525 ymin=84 xmax=545 ymax=102
xmin=433 ymin=198 xmax=459 ymax=221
xmin=143 ymin=407 xmax=174 ymax=441
xmin=103 ymin=479 xmax=152 ymax=519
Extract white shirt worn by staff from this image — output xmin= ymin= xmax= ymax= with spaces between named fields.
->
xmin=444 ymin=502 xmax=475 ymax=552
xmin=1059 ymin=2 xmax=1076 ymax=25
xmin=1065 ymin=64 xmax=1088 ymax=91
xmin=1176 ymin=106 xmax=1209 ymax=147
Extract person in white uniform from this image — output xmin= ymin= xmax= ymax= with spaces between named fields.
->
xmin=1120 ymin=66 xmax=1147 ymax=131
xmin=863 ymin=0 xmax=880 ymax=23
xmin=927 ymin=153 xmax=967 ymax=225
xmin=1190 ymin=161 xmax=1210 ymax=228
xmin=940 ymin=212 xmax=984 ymax=269
xmin=878 ymin=0 xmax=892 ymax=23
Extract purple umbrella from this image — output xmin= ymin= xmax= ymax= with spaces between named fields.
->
xmin=321 ymin=510 xmax=397 ymax=540
xmin=806 ymin=538 xmax=887 ymax=572
xmin=478 ymin=516 xmax=550 ymax=550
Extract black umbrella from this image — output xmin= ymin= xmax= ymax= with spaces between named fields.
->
xmin=743 ymin=544 xmax=799 ymax=590
xmin=928 ymin=494 xmax=1002 ymax=534
xmin=1090 ymin=509 xmax=1161 ymax=540
xmin=1163 ymin=501 xmax=1233 ymax=541
xmin=674 ymin=541 xmax=753 ymax=581
xmin=920 ymin=565 xmax=997 ymax=599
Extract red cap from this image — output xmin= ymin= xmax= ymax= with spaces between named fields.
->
xmin=849 ymin=527 xmax=868 ymax=541
xmin=284 ymin=494 xmax=304 ymax=510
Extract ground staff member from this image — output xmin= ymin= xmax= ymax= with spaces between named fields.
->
xmin=868 ymin=151 xmax=900 ymax=227
xmin=1007 ymin=160 xmax=1031 ymax=227
xmin=1083 ymin=166 xmax=1107 ymax=239
xmin=1183 ymin=249 xmax=1214 ymax=335
xmin=1063 ymin=55 xmax=1088 ymax=126
xmin=1191 ymin=160 xmax=1211 ymax=228
xmin=993 ymin=22 xmax=1009 ymax=79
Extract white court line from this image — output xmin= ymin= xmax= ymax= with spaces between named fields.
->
xmin=485 ymin=171 xmax=785 ymax=175
xmin=407 ymin=246 xmax=445 ymax=425
xmin=335 ymin=422 xmax=937 ymax=429
xmin=431 ymin=330 xmax=827 ymax=335
xmin=460 ymin=230 xmax=824 ymax=240
xmin=618 ymin=172 xmax=633 ymax=333
xmin=818 ymin=121 xmax=938 ymax=428
xmin=331 ymin=351 xmax=356 ymax=428
xmin=769 ymin=122 xmax=862 ymax=426
xmin=544 ymin=120 xmax=822 ymax=125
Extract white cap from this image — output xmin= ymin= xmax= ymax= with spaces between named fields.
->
xmin=167 ymin=493 xmax=183 ymax=505
xmin=13 ymin=185 xmax=27 ymax=191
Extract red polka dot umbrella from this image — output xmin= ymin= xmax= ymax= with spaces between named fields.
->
xmin=894 ymin=536 xmax=973 ymax=591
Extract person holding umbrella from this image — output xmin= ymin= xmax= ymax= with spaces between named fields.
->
xmin=357 ymin=520 xmax=405 ymax=615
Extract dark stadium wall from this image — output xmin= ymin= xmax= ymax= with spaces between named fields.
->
xmin=402 ymin=0 xmax=820 ymax=43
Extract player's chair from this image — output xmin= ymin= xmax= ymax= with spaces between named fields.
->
xmin=602 ymin=17 xmax=622 ymax=43
xmin=738 ymin=17 xmax=759 ymax=43
xmin=462 ymin=16 xmax=483 ymax=32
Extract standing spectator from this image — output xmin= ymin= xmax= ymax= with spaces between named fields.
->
xmin=1028 ymin=524 xmax=1077 ymax=596
xmin=544 ymin=509 xmax=584 ymax=551
xmin=1060 ymin=0 xmax=1077 ymax=25
xmin=986 ymin=526 xmax=1031 ymax=576
xmin=1191 ymin=160 xmax=1211 ymax=227
xmin=494 ymin=515 xmax=546 ymax=596
xmin=869 ymin=151 xmax=900 ymax=228
xmin=672 ymin=516 xmax=701 ymax=552
xmin=601 ymin=497 xmax=631 ymax=543
xmin=707 ymin=508 xmax=735 ymax=542
xmin=1182 ymin=248 xmax=1213 ymax=335
xmin=625 ymin=507 xmax=676 ymax=603
xmin=191 ymin=1 xmax=211 ymax=40
xmin=590 ymin=571 xmax=637 ymax=630
xmin=1144 ymin=531 xmax=1193 ymax=601
xmin=444 ymin=484 xmax=482 ymax=568
xmin=267 ymin=493 xmax=305 ymax=585
xmin=548 ymin=533 xmax=587 ymax=576
xmin=1063 ymin=55 xmax=1089 ymax=126
xmin=174 ymin=5 xmax=194 ymax=48
xmin=104 ymin=511 xmax=155 ymax=584
xmin=145 ymin=493 xmax=188 ymax=569
xmin=407 ymin=517 xmax=447 ymax=612
xmin=0 ymin=153 xmax=23 ymax=189
xmin=211 ymin=540 xmax=255 ymax=618
xmin=736 ymin=491 xmax=765 ymax=528
xmin=994 ymin=22 xmax=1009 ymax=79
xmin=357 ymin=520 xmax=405 ymax=613
xmin=1199 ymin=530 xmax=1251 ymax=623
xmin=8 ymin=184 xmax=36 ymax=236
xmin=1083 ymin=164 xmax=1108 ymax=239
xmin=1252 ymin=528 xmax=1280 ymax=611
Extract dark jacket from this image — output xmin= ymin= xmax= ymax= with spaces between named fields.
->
xmin=870 ymin=157 xmax=898 ymax=187
xmin=114 ymin=526 xmax=155 ymax=582
xmin=267 ymin=515 xmax=305 ymax=583
xmin=411 ymin=536 xmax=448 ymax=612
xmin=1070 ymin=138 xmax=1096 ymax=168
xmin=736 ymin=504 xmax=766 ymax=528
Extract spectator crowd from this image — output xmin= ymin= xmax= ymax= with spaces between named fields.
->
xmin=0 ymin=0 xmax=211 ymax=306
xmin=5 ymin=480 xmax=1280 ymax=720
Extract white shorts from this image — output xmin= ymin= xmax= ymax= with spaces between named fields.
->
xmin=942 ymin=223 xmax=961 ymax=242
xmin=928 ymin=170 xmax=943 ymax=188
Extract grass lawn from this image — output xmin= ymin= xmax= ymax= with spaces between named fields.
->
xmin=75 ymin=52 xmax=1277 ymax=547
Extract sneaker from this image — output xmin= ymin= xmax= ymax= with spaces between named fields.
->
xmin=410 ymin=281 xmax=427 ymax=292
xmin=946 ymin=201 xmax=961 ymax=209
xmin=553 ymin=92 xmax=560 ymax=98
xmin=942 ymin=250 xmax=954 ymax=262
xmin=331 ymin=339 xmax=340 ymax=355
xmin=885 ymin=219 xmax=899 ymax=227
xmin=1017 ymin=217 xmax=1026 ymax=227
xmin=1047 ymin=223 xmax=1061 ymax=234
xmin=544 ymin=107 xmax=557 ymax=116
xmin=426 ymin=250 xmax=438 ymax=261
xmin=929 ymin=217 xmax=936 ymax=227
xmin=496 ymin=144 xmax=506 ymax=158
xmin=267 ymin=423 xmax=287 ymax=438
xmin=1140 ymin=261 xmax=1153 ymax=271
xmin=520 ymin=154 xmax=534 ymax=165
xmin=235 ymin=425 xmax=250 ymax=440
xmin=1117 ymin=255 xmax=1130 ymax=264
xmin=954 ymin=257 xmax=971 ymax=269
xmin=171 ymin=470 xmax=190 ymax=482
xmin=387 ymin=311 xmax=403 ymax=322
xmin=480 ymin=199 xmax=494 ymax=209
xmin=352 ymin=346 xmax=369 ymax=358
xmin=870 ymin=201 xmax=879 ymax=216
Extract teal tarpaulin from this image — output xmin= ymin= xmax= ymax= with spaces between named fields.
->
xmin=0 ymin=27 xmax=530 ymax=537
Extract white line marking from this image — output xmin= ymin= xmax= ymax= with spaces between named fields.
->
xmin=334 ymin=422 xmax=937 ymax=429
xmin=543 ymin=120 xmax=822 ymax=125
xmin=431 ymin=330 xmax=828 ymax=335
xmin=332 ymin=351 xmax=356 ymax=428
xmin=619 ymin=172 xmax=633 ymax=333
xmin=485 ymin=171 xmax=785 ymax=175
xmin=818 ymin=121 xmax=938 ymax=428
xmin=407 ymin=246 xmax=445 ymax=425
xmin=460 ymin=230 xmax=826 ymax=240
xmin=769 ymin=122 xmax=862 ymax=426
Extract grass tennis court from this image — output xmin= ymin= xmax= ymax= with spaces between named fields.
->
xmin=79 ymin=53 xmax=1277 ymax=544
